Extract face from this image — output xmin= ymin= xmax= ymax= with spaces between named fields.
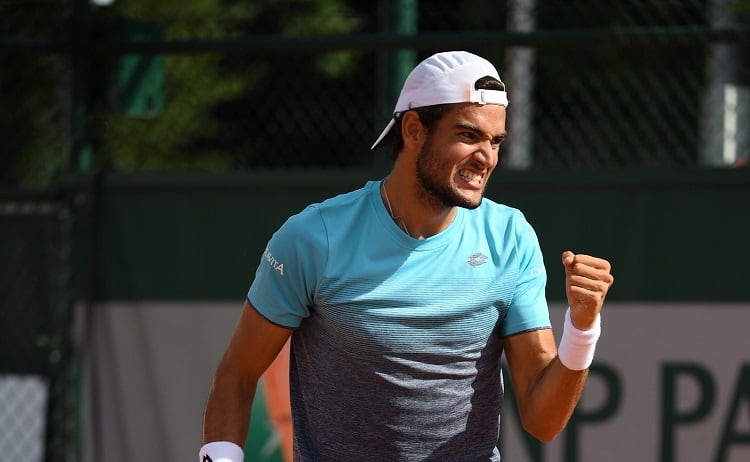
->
xmin=415 ymin=103 xmax=507 ymax=210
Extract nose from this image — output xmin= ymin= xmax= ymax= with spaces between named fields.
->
xmin=474 ymin=140 xmax=497 ymax=167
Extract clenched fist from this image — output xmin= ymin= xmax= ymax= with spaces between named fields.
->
xmin=561 ymin=251 xmax=614 ymax=330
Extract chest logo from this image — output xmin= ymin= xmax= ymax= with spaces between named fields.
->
xmin=467 ymin=252 xmax=488 ymax=268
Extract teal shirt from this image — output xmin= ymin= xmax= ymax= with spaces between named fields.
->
xmin=248 ymin=180 xmax=550 ymax=461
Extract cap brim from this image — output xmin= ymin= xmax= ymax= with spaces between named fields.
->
xmin=371 ymin=118 xmax=396 ymax=150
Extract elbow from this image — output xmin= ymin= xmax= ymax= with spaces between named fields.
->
xmin=515 ymin=393 xmax=573 ymax=443
xmin=521 ymin=418 xmax=566 ymax=443
xmin=528 ymin=429 xmax=560 ymax=444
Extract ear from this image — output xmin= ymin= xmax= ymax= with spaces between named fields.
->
xmin=400 ymin=111 xmax=424 ymax=148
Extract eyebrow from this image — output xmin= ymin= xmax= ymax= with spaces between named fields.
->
xmin=455 ymin=122 xmax=507 ymax=144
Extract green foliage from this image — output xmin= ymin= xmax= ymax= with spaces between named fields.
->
xmin=96 ymin=54 xmax=244 ymax=171
xmin=0 ymin=0 xmax=363 ymax=186
xmin=92 ymin=1 xmax=254 ymax=172
xmin=4 ymin=0 xmax=748 ymax=187
xmin=1 ymin=55 xmax=62 ymax=187
xmin=0 ymin=2 xmax=64 ymax=188
xmin=91 ymin=0 xmax=361 ymax=173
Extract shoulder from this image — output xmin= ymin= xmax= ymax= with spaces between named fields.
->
xmin=465 ymin=199 xmax=542 ymax=267
xmin=298 ymin=182 xmax=376 ymax=227
xmin=314 ymin=183 xmax=373 ymax=215
xmin=478 ymin=197 xmax=525 ymax=220
xmin=474 ymin=197 xmax=536 ymax=236
xmin=276 ymin=182 xmax=374 ymax=239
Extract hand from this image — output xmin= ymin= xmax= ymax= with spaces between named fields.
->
xmin=561 ymin=251 xmax=614 ymax=330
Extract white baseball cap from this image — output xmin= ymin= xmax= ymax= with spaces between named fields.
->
xmin=371 ymin=50 xmax=509 ymax=150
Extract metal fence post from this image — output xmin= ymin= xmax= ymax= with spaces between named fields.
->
xmin=506 ymin=0 xmax=536 ymax=170
xmin=375 ymin=0 xmax=418 ymax=161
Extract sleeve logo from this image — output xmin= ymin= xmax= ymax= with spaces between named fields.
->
xmin=263 ymin=248 xmax=285 ymax=276
xmin=530 ymin=266 xmax=545 ymax=277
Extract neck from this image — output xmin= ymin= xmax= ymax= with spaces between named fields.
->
xmin=381 ymin=178 xmax=412 ymax=237
xmin=380 ymin=175 xmax=456 ymax=239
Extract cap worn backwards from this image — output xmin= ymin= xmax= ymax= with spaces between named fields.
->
xmin=371 ymin=51 xmax=509 ymax=150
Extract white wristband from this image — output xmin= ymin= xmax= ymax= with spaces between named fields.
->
xmin=558 ymin=307 xmax=601 ymax=371
xmin=199 ymin=441 xmax=244 ymax=462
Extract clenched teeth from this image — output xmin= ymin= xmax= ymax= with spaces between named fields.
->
xmin=458 ymin=169 xmax=483 ymax=183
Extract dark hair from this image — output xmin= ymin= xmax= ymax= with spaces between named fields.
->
xmin=387 ymin=76 xmax=506 ymax=160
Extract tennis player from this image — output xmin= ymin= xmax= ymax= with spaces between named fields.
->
xmin=200 ymin=50 xmax=614 ymax=462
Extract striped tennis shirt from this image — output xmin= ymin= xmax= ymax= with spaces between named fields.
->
xmin=248 ymin=180 xmax=551 ymax=462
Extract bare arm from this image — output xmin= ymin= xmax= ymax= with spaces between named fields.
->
xmin=504 ymin=329 xmax=587 ymax=442
xmin=504 ymin=251 xmax=613 ymax=442
xmin=202 ymin=299 xmax=293 ymax=446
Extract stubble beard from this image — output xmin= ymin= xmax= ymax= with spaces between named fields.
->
xmin=415 ymin=138 xmax=484 ymax=210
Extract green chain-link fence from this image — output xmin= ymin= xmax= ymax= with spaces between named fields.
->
xmin=1 ymin=0 xmax=749 ymax=189
xmin=0 ymin=195 xmax=79 ymax=461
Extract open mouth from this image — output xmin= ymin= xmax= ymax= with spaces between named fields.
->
xmin=457 ymin=168 xmax=485 ymax=188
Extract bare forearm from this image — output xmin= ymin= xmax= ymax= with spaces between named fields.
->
xmin=520 ymin=357 xmax=588 ymax=442
xmin=202 ymin=372 xmax=257 ymax=446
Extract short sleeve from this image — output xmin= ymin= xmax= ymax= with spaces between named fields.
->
xmin=247 ymin=205 xmax=328 ymax=328
xmin=501 ymin=214 xmax=551 ymax=336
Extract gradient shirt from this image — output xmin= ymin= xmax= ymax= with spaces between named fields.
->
xmin=248 ymin=180 xmax=551 ymax=461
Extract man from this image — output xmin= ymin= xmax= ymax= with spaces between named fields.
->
xmin=200 ymin=50 xmax=614 ymax=462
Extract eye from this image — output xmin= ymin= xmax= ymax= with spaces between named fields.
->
xmin=491 ymin=136 xmax=505 ymax=148
xmin=459 ymin=131 xmax=479 ymax=142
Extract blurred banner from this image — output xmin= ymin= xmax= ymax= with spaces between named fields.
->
xmin=79 ymin=301 xmax=750 ymax=462
xmin=504 ymin=303 xmax=750 ymax=462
